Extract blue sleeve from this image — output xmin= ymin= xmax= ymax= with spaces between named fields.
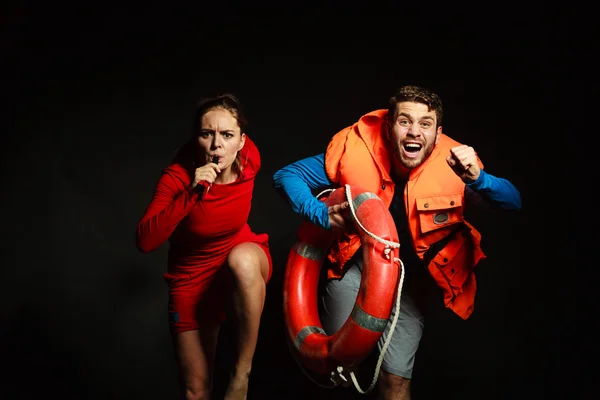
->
xmin=272 ymin=153 xmax=334 ymax=229
xmin=466 ymin=169 xmax=522 ymax=210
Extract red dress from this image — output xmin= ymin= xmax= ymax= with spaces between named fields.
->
xmin=136 ymin=136 xmax=272 ymax=333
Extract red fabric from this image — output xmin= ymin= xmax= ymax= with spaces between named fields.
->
xmin=136 ymin=136 xmax=272 ymax=333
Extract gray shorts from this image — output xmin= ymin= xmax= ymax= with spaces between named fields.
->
xmin=319 ymin=249 xmax=425 ymax=379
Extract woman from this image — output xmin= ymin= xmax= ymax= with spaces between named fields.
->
xmin=136 ymin=94 xmax=272 ymax=400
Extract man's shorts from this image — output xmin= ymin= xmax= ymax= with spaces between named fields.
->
xmin=319 ymin=248 xmax=425 ymax=379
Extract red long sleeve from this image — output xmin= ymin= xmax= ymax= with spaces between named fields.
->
xmin=136 ymin=168 xmax=202 ymax=253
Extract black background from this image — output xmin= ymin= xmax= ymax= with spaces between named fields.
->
xmin=2 ymin=2 xmax=577 ymax=399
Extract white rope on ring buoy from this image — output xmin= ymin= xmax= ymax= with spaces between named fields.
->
xmin=316 ymin=188 xmax=335 ymax=199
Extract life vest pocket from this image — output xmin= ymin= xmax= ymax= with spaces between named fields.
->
xmin=429 ymin=223 xmax=484 ymax=297
xmin=416 ymin=193 xmax=464 ymax=234
xmin=431 ymin=234 xmax=470 ymax=295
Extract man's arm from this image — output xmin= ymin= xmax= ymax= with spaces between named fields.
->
xmin=465 ymin=169 xmax=522 ymax=210
xmin=272 ymin=153 xmax=334 ymax=229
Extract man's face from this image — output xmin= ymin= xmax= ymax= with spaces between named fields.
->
xmin=389 ymin=101 xmax=441 ymax=169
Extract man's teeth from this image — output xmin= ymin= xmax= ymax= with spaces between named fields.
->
xmin=405 ymin=143 xmax=421 ymax=149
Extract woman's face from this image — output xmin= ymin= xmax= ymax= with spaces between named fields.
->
xmin=196 ymin=107 xmax=245 ymax=170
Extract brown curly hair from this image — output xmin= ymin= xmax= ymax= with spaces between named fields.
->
xmin=387 ymin=85 xmax=443 ymax=128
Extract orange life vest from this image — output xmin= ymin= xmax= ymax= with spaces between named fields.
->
xmin=324 ymin=109 xmax=487 ymax=319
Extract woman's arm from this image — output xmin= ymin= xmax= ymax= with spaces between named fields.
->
xmin=136 ymin=170 xmax=202 ymax=253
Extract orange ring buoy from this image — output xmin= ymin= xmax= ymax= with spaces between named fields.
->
xmin=283 ymin=185 xmax=400 ymax=376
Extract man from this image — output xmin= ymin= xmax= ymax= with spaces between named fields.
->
xmin=273 ymin=85 xmax=521 ymax=399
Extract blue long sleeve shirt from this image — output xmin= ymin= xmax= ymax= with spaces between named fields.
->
xmin=273 ymin=153 xmax=521 ymax=230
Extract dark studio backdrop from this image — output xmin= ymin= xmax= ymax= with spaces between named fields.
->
xmin=2 ymin=2 xmax=576 ymax=400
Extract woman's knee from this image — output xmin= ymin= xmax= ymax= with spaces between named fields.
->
xmin=227 ymin=243 xmax=268 ymax=284
xmin=182 ymin=378 xmax=211 ymax=400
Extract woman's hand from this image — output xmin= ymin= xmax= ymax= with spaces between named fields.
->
xmin=192 ymin=162 xmax=221 ymax=188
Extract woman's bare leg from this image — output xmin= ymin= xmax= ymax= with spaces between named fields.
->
xmin=173 ymin=326 xmax=220 ymax=400
xmin=224 ymin=242 xmax=270 ymax=400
